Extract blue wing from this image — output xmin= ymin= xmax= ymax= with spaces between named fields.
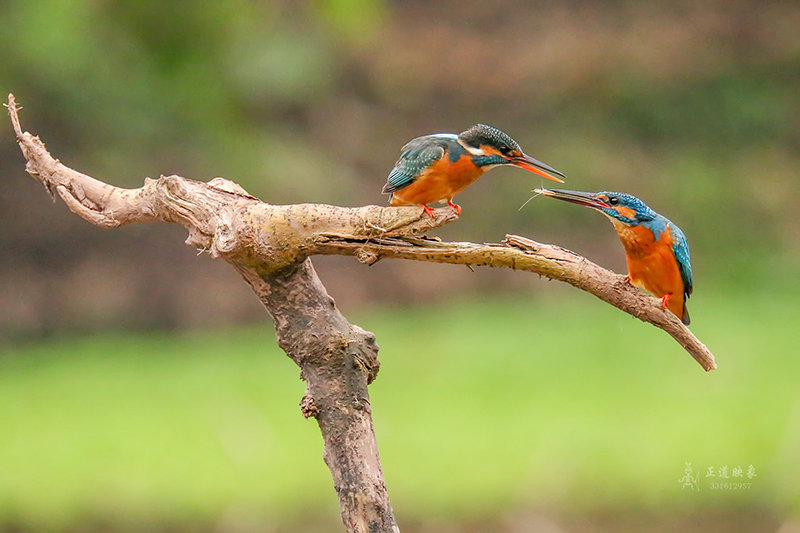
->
xmin=669 ymin=222 xmax=693 ymax=299
xmin=382 ymin=134 xmax=454 ymax=194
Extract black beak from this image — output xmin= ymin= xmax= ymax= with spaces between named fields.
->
xmin=533 ymin=188 xmax=610 ymax=209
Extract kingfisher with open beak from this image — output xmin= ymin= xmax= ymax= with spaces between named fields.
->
xmin=535 ymin=188 xmax=693 ymax=325
xmin=383 ymin=124 xmax=565 ymax=216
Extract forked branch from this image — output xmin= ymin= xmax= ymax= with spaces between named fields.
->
xmin=7 ymin=94 xmax=713 ymax=369
xmin=6 ymin=92 xmax=716 ymax=532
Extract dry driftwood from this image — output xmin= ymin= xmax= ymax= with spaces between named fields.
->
xmin=6 ymin=93 xmax=716 ymax=533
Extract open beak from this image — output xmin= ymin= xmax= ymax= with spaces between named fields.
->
xmin=508 ymin=153 xmax=566 ymax=183
xmin=533 ymin=188 xmax=610 ymax=209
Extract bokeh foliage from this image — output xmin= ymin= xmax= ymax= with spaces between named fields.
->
xmin=1 ymin=1 xmax=800 ymax=531
xmin=2 ymin=0 xmax=799 ymax=336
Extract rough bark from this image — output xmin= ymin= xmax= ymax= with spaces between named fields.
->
xmin=6 ymin=94 xmax=717 ymax=532
xmin=311 ymin=234 xmax=715 ymax=370
xmin=235 ymin=261 xmax=397 ymax=532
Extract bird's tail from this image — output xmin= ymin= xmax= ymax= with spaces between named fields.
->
xmin=681 ymin=305 xmax=691 ymax=325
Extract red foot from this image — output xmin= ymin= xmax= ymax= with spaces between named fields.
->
xmin=447 ymin=199 xmax=462 ymax=215
xmin=624 ymin=274 xmax=632 ymax=283
xmin=422 ymin=204 xmax=435 ymax=217
xmin=661 ymin=293 xmax=672 ymax=309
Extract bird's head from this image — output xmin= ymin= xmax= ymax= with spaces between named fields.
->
xmin=534 ymin=188 xmax=658 ymax=226
xmin=457 ymin=124 xmax=565 ymax=183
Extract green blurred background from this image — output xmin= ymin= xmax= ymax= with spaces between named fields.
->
xmin=1 ymin=1 xmax=799 ymax=531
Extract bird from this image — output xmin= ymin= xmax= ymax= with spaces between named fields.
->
xmin=382 ymin=124 xmax=565 ymax=217
xmin=534 ymin=188 xmax=693 ymax=324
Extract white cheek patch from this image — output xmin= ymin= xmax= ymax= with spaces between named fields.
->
xmin=457 ymin=140 xmax=486 ymax=156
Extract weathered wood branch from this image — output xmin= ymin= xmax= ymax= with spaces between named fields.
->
xmin=233 ymin=261 xmax=397 ymax=531
xmin=7 ymin=94 xmax=405 ymax=532
xmin=311 ymin=235 xmax=716 ymax=371
xmin=6 ymin=93 xmax=716 ymax=531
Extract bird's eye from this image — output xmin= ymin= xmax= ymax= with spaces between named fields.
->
xmin=499 ymin=146 xmax=511 ymax=155
xmin=608 ymin=196 xmax=619 ymax=205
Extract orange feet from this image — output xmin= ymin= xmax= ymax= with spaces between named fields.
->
xmin=624 ymin=274 xmax=632 ymax=283
xmin=447 ymin=199 xmax=462 ymax=215
xmin=422 ymin=204 xmax=435 ymax=217
xmin=661 ymin=293 xmax=672 ymax=309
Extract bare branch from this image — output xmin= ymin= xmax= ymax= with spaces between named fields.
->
xmin=6 ymin=92 xmax=716 ymax=368
xmin=312 ymin=234 xmax=714 ymax=370
xmin=6 ymin=93 xmax=717 ymax=531
xmin=233 ymin=261 xmax=399 ymax=532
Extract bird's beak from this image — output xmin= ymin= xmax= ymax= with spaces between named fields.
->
xmin=533 ymin=188 xmax=610 ymax=209
xmin=508 ymin=153 xmax=566 ymax=183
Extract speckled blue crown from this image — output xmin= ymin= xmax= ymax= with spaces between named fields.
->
xmin=458 ymin=124 xmax=520 ymax=152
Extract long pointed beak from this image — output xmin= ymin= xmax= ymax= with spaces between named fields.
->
xmin=533 ymin=188 xmax=610 ymax=209
xmin=509 ymin=153 xmax=566 ymax=183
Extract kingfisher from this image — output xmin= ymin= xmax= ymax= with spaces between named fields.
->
xmin=383 ymin=124 xmax=565 ymax=216
xmin=535 ymin=188 xmax=693 ymax=325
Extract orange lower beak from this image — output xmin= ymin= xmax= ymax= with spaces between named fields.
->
xmin=509 ymin=153 xmax=566 ymax=183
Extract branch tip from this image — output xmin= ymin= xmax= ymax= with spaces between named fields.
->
xmin=6 ymin=93 xmax=24 ymax=137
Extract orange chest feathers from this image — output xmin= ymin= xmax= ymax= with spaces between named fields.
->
xmin=391 ymin=154 xmax=485 ymax=205
xmin=612 ymin=222 xmax=668 ymax=258
xmin=612 ymin=221 xmax=684 ymax=298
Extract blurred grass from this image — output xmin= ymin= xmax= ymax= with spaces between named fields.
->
xmin=1 ymin=288 xmax=798 ymax=530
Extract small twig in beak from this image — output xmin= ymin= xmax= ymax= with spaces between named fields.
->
xmin=518 ymin=187 xmax=543 ymax=211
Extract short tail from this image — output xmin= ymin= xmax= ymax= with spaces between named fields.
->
xmin=681 ymin=305 xmax=690 ymax=325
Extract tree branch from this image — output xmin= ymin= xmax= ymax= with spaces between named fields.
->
xmin=7 ymin=93 xmax=403 ymax=532
xmin=311 ymin=234 xmax=715 ymax=371
xmin=6 ymin=93 xmax=716 ymax=530
xmin=233 ymin=260 xmax=398 ymax=531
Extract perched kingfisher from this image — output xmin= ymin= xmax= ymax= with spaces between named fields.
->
xmin=535 ymin=188 xmax=693 ymax=325
xmin=383 ymin=124 xmax=565 ymax=216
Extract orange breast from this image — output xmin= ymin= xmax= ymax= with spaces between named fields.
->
xmin=614 ymin=222 xmax=686 ymax=319
xmin=390 ymin=155 xmax=484 ymax=206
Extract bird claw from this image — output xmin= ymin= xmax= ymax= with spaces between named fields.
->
xmin=661 ymin=294 xmax=671 ymax=309
xmin=422 ymin=205 xmax=435 ymax=218
xmin=447 ymin=199 xmax=462 ymax=215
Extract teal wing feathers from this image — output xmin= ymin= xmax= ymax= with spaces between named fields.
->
xmin=382 ymin=135 xmax=452 ymax=194
xmin=669 ymin=223 xmax=693 ymax=299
